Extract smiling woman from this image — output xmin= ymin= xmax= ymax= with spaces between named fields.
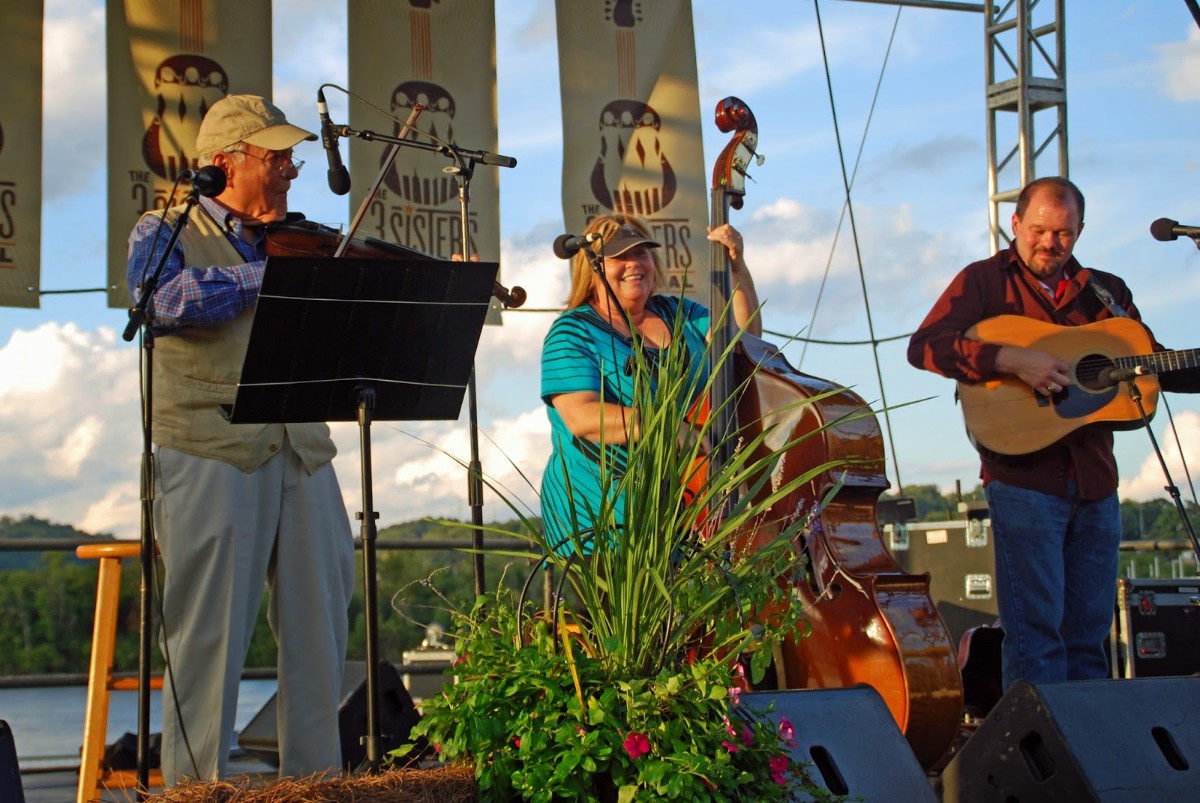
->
xmin=536 ymin=212 xmax=761 ymax=554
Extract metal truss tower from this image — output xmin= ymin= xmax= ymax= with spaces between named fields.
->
xmin=984 ymin=0 xmax=1068 ymax=251
xmin=844 ymin=0 xmax=1068 ymax=248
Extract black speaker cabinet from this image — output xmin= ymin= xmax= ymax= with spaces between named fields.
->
xmin=238 ymin=660 xmax=428 ymax=771
xmin=940 ymin=677 xmax=1200 ymax=802
xmin=1111 ymin=577 xmax=1200 ymax=678
xmin=742 ymin=687 xmax=937 ymax=802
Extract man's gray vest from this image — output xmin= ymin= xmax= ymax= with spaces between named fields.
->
xmin=144 ymin=204 xmax=336 ymax=473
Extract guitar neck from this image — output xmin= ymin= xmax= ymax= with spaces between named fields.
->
xmin=1119 ymin=348 xmax=1200 ymax=375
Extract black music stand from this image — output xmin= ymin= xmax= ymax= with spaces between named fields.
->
xmin=224 ymin=254 xmax=497 ymax=772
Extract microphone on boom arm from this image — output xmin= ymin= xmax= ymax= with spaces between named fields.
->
xmin=179 ymin=166 xmax=226 ymax=197
xmin=1099 ymin=363 xmax=1153 ymax=387
xmin=1150 ymin=217 xmax=1200 ymax=243
xmin=552 ymin=232 xmax=601 ymax=259
xmin=317 ymin=87 xmax=351 ymax=196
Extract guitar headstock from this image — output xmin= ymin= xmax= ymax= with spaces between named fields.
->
xmin=711 ymin=96 xmax=763 ymax=210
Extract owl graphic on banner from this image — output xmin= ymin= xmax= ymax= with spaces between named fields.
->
xmin=385 ymin=80 xmax=458 ymax=207
xmin=142 ymin=54 xmax=230 ymax=182
xmin=591 ymin=98 xmax=676 ymax=216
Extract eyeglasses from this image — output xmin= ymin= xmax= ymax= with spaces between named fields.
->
xmin=236 ymin=147 xmax=304 ymax=176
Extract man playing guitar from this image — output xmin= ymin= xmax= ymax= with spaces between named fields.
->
xmin=907 ymin=176 xmax=1200 ymax=692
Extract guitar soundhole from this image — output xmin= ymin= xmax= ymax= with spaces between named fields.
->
xmin=1074 ymin=353 xmax=1115 ymax=392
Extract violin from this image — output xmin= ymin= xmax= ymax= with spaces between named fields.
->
xmin=707 ymin=97 xmax=963 ymax=769
xmin=263 ymin=217 xmax=527 ymax=309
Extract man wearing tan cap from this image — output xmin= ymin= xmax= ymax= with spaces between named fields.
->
xmin=126 ymin=94 xmax=355 ymax=784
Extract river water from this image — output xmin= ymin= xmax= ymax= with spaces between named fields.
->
xmin=0 ymin=679 xmax=278 ymax=769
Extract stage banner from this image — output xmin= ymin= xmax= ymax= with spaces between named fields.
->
xmin=0 ymin=0 xmax=43 ymax=309
xmin=348 ymin=0 xmax=503 ymax=321
xmin=106 ymin=0 xmax=272 ymax=308
xmin=555 ymin=0 xmax=708 ymax=301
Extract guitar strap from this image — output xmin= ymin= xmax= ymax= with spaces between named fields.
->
xmin=1086 ymin=277 xmax=1130 ymax=319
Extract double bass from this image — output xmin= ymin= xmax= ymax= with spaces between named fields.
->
xmin=708 ymin=97 xmax=963 ymax=769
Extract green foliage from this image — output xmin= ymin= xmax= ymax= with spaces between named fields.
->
xmin=410 ymin=587 xmax=832 ymax=802
xmin=0 ymin=553 xmax=99 ymax=673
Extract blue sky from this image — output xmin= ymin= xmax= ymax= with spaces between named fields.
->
xmin=3 ymin=0 xmax=1200 ymax=537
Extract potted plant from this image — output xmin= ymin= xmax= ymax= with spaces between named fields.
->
xmin=397 ymin=303 xmax=852 ymax=802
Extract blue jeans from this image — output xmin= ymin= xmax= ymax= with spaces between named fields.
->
xmin=984 ymin=479 xmax=1120 ymax=689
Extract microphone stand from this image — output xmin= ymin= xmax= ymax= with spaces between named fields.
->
xmin=328 ymin=119 xmax=515 ymax=770
xmin=336 ymin=121 xmax=515 ymax=595
xmin=122 ymin=190 xmax=203 ymax=797
xmin=1124 ymin=378 xmax=1200 ymax=575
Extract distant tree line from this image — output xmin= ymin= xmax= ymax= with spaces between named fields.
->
xmin=2 ymin=488 xmax=1197 ymax=676
xmin=0 ymin=515 xmax=536 ymax=677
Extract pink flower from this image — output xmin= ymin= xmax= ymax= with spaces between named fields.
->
xmin=721 ymin=739 xmax=739 ymax=754
xmin=741 ymin=724 xmax=753 ymax=748
xmin=727 ymin=685 xmax=742 ymax=705
xmin=623 ymin=731 xmax=651 ymax=759
xmin=778 ymin=715 xmax=796 ymax=748
xmin=770 ymin=754 xmax=789 ymax=784
xmin=721 ymin=715 xmax=737 ymax=739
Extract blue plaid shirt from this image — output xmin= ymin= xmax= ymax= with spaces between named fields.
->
xmin=126 ymin=196 xmax=267 ymax=334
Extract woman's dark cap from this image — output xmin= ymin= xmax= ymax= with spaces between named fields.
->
xmin=602 ymin=224 xmax=661 ymax=257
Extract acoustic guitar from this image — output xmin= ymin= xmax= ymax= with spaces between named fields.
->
xmin=956 ymin=315 xmax=1199 ymax=455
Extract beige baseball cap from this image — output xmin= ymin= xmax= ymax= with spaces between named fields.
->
xmin=195 ymin=94 xmax=317 ymax=155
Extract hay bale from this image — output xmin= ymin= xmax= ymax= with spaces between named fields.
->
xmin=143 ymin=763 xmax=477 ymax=803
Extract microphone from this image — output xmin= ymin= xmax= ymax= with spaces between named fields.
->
xmin=552 ymin=232 xmax=601 ymax=259
xmin=317 ymin=88 xmax=351 ymax=196
xmin=1099 ymin=364 xmax=1152 ymax=386
xmin=179 ymin=166 xmax=226 ymax=197
xmin=1150 ymin=218 xmax=1200 ymax=242
xmin=480 ymin=152 xmax=518 ymax=168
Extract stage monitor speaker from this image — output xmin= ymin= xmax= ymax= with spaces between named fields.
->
xmin=940 ymin=677 xmax=1200 ymax=802
xmin=0 ymin=721 xmax=25 ymax=803
xmin=238 ymin=660 xmax=429 ymax=771
xmin=742 ymin=687 xmax=937 ymax=802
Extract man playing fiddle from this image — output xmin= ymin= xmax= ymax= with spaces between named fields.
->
xmin=126 ymin=94 xmax=355 ymax=783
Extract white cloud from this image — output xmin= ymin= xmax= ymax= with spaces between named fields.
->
xmin=1119 ymin=410 xmax=1200 ymax=502
xmin=0 ymin=323 xmax=141 ymax=534
xmin=1156 ymin=26 xmax=1200 ymax=103
xmin=0 ymin=315 xmax=552 ymax=536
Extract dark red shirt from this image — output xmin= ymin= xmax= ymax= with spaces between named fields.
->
xmin=907 ymin=244 xmax=1199 ymax=499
